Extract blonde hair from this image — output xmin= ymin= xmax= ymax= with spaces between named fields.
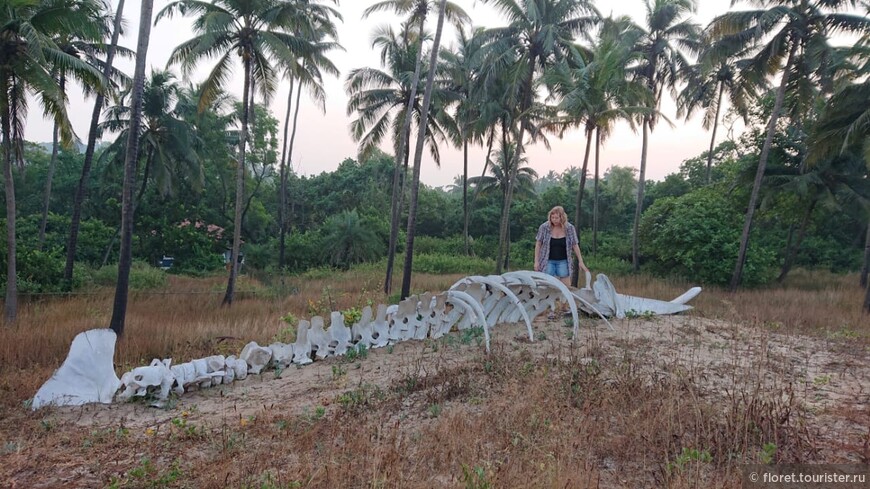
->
xmin=548 ymin=206 xmax=568 ymax=227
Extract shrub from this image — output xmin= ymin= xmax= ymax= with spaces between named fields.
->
xmin=92 ymin=261 xmax=167 ymax=290
xmin=1 ymin=248 xmax=90 ymax=294
xmin=639 ymin=188 xmax=777 ymax=286
xmin=411 ymin=253 xmax=495 ymax=275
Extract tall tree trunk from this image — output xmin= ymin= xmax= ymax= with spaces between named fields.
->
xmin=864 ymin=278 xmax=870 ymax=313
xmin=496 ymin=67 xmax=534 ymax=274
xmin=593 ymin=126 xmax=601 ymax=255
xmin=705 ymin=80 xmax=724 ymax=184
xmin=38 ymin=75 xmax=63 ymax=251
xmin=860 ymin=217 xmax=869 ymax=288
xmin=730 ymin=41 xmax=798 ymax=291
xmin=466 ymin=126 xmax=496 ymax=253
xmin=2 ymin=91 xmax=17 ymax=323
xmin=777 ymin=199 xmax=816 ymax=283
xmin=222 ymin=58 xmax=252 ymax=306
xmin=278 ymin=79 xmax=294 ymax=270
xmin=571 ymin=127 xmax=594 ymax=286
xmin=632 ymin=117 xmax=650 ymax=272
xmin=64 ymin=0 xmax=125 ymax=289
xmin=462 ymin=136 xmax=469 ymax=255
xmin=384 ymin=18 xmax=427 ymax=295
xmin=109 ymin=0 xmax=153 ymax=336
xmin=400 ymin=0 xmax=447 ymax=299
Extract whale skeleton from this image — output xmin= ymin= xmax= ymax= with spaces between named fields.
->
xmin=32 ymin=271 xmax=701 ymax=408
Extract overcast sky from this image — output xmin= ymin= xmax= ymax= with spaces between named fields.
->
xmin=27 ymin=0 xmax=753 ymax=188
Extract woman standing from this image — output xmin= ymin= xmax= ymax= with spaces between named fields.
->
xmin=534 ymin=206 xmax=589 ymax=287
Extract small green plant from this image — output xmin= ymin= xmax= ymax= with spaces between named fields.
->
xmin=170 ymin=416 xmax=203 ymax=439
xmin=625 ymin=309 xmax=655 ymax=320
xmin=667 ymin=447 xmax=712 ymax=474
xmin=342 ymin=306 xmax=362 ymax=325
xmin=460 ymin=327 xmax=485 ymax=346
xmin=345 ymin=343 xmax=369 ymax=362
xmin=760 ymin=442 xmax=777 ymax=464
xmin=461 ymin=464 xmax=491 ymax=489
xmin=337 ymin=384 xmax=385 ymax=413
xmin=428 ymin=403 xmax=442 ymax=418
xmin=331 ymin=364 xmax=347 ymax=381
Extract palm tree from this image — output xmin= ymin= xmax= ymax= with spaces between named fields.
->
xmin=468 ymin=139 xmax=537 ymax=268
xmin=109 ymin=0 xmax=155 ymax=336
xmin=1 ymin=0 xmax=105 ymax=322
xmin=441 ymin=26 xmax=487 ymax=255
xmin=809 ymin=77 xmax=870 ymax=311
xmin=100 ymin=70 xmax=202 ymax=198
xmin=63 ymin=0 xmax=127 ymax=291
xmin=708 ymin=0 xmax=870 ymax=291
xmin=479 ymin=0 xmax=598 ymax=274
xmin=38 ymin=8 xmax=129 ymax=250
xmin=678 ymin=38 xmax=763 ymax=184
xmin=547 ymin=15 xmax=649 ymax=268
xmin=401 ymin=0 xmax=461 ymax=298
xmin=159 ymin=0 xmax=315 ymax=305
xmin=629 ymin=0 xmax=701 ymax=273
xmin=324 ymin=210 xmax=384 ymax=269
xmin=277 ymin=1 xmax=342 ymax=270
xmin=363 ymin=0 xmax=469 ymax=295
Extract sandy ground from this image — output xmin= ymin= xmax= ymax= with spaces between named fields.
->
xmin=44 ymin=313 xmax=870 ymax=464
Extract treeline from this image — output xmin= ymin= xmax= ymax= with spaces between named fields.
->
xmin=6 ymin=96 xmax=866 ymax=292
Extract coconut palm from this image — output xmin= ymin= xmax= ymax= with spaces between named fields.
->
xmin=0 ymin=0 xmax=105 ymax=322
xmin=441 ymin=26 xmax=487 ymax=255
xmin=159 ymin=0 xmax=316 ymax=305
xmin=109 ymin=0 xmax=155 ymax=336
xmin=38 ymin=8 xmax=130 ymax=250
xmin=277 ymin=1 xmax=342 ymax=270
xmin=323 ymin=210 xmax=384 ymax=269
xmin=63 ymin=0 xmax=127 ymax=291
xmin=100 ymin=70 xmax=201 ymax=198
xmin=809 ymin=77 xmax=870 ymax=311
xmin=363 ymin=0 xmax=469 ymax=295
xmin=629 ymin=0 xmax=701 ymax=273
xmin=708 ymin=0 xmax=870 ymax=290
xmin=547 ymin=15 xmax=650 ymax=264
xmin=678 ymin=38 xmax=763 ymax=184
xmin=479 ymin=0 xmax=598 ymax=273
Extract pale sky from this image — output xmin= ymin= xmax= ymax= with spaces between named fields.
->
xmin=27 ymin=0 xmax=749 ymax=188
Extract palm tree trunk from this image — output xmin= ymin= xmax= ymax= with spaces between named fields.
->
xmin=571 ymin=126 xmax=594 ymax=287
xmin=574 ymin=127 xmax=593 ymax=228
xmin=730 ymin=41 xmax=798 ymax=292
xmin=462 ymin=136 xmax=469 ymax=255
xmin=632 ymin=117 xmax=650 ymax=272
xmin=593 ymin=126 xmax=601 ymax=255
xmin=384 ymin=17 xmax=427 ymax=295
xmin=64 ymin=0 xmax=125 ymax=289
xmin=860 ymin=217 xmax=869 ymax=288
xmin=2 ymin=93 xmax=18 ymax=323
xmin=496 ymin=67 xmax=534 ymax=274
xmin=222 ymin=57 xmax=252 ymax=306
xmin=278 ymin=78 xmax=294 ymax=269
xmin=705 ymin=80 xmax=725 ymax=184
xmin=109 ymin=0 xmax=153 ymax=336
xmin=777 ymin=199 xmax=816 ymax=283
xmin=38 ymin=84 xmax=63 ymax=251
xmin=400 ymin=0 xmax=447 ymax=299
xmin=466 ymin=126 xmax=496 ymax=247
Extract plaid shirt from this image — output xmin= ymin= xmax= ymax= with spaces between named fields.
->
xmin=536 ymin=222 xmax=579 ymax=277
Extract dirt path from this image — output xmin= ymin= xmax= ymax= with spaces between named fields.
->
xmin=45 ymin=314 xmax=869 ymax=463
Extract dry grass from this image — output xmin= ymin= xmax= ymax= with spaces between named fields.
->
xmin=0 ymin=267 xmax=868 ymax=488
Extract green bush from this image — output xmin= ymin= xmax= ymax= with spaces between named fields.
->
xmin=92 ymin=261 xmax=168 ymax=290
xmin=410 ymin=253 xmax=495 ymax=275
xmin=585 ymin=255 xmax=633 ymax=276
xmin=639 ymin=188 xmax=777 ymax=286
xmin=1 ymin=248 xmax=90 ymax=294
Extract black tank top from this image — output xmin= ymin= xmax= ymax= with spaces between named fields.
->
xmin=549 ymin=237 xmax=567 ymax=260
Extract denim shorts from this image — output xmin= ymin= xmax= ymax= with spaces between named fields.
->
xmin=546 ymin=259 xmax=569 ymax=278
